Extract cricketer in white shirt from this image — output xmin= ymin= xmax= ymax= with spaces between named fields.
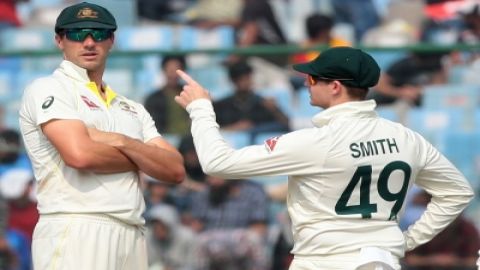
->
xmin=174 ymin=47 xmax=474 ymax=270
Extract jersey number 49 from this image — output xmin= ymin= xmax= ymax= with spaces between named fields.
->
xmin=335 ymin=161 xmax=411 ymax=221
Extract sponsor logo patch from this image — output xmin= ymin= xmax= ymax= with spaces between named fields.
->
xmin=81 ymin=95 xmax=101 ymax=109
xmin=265 ymin=136 xmax=280 ymax=152
xmin=119 ymin=101 xmax=137 ymax=114
xmin=42 ymin=96 xmax=54 ymax=109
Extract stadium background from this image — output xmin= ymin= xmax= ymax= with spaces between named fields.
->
xmin=0 ymin=0 xmax=479 ymax=269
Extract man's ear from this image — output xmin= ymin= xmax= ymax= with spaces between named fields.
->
xmin=108 ymin=33 xmax=115 ymax=51
xmin=55 ymin=34 xmax=63 ymax=49
xmin=331 ymin=80 xmax=342 ymax=96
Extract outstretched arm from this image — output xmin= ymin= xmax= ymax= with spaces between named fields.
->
xmin=174 ymin=69 xmax=321 ymax=178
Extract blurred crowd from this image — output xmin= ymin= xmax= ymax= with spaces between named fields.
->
xmin=4 ymin=0 xmax=480 ymax=106
xmin=0 ymin=0 xmax=480 ymax=270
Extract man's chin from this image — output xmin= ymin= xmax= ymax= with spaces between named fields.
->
xmin=79 ymin=62 xmax=101 ymax=72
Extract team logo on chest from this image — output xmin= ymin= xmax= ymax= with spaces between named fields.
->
xmin=81 ymin=95 xmax=101 ymax=110
xmin=119 ymin=101 xmax=137 ymax=115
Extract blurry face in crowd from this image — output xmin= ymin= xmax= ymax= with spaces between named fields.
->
xmin=233 ymin=73 xmax=253 ymax=93
xmin=207 ymin=175 xmax=231 ymax=206
xmin=0 ymin=132 xmax=20 ymax=164
xmin=163 ymin=59 xmax=184 ymax=86
xmin=146 ymin=182 xmax=170 ymax=204
xmin=464 ymin=13 xmax=480 ymax=33
xmin=152 ymin=220 xmax=170 ymax=241
xmin=55 ymin=29 xmax=114 ymax=73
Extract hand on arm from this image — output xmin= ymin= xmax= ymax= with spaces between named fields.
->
xmin=403 ymin=141 xmax=474 ymax=251
xmin=42 ymin=119 xmax=137 ymax=173
xmin=111 ymin=136 xmax=185 ymax=184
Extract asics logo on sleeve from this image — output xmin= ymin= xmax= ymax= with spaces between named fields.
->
xmin=42 ymin=96 xmax=54 ymax=109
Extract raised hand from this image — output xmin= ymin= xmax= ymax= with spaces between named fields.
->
xmin=174 ymin=69 xmax=211 ymax=109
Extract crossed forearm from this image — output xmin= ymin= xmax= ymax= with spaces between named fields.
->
xmin=88 ymin=128 xmax=184 ymax=183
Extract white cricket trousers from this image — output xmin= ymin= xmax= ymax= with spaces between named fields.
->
xmin=288 ymin=255 xmax=401 ymax=270
xmin=32 ymin=214 xmax=148 ymax=270
xmin=289 ymin=257 xmax=399 ymax=270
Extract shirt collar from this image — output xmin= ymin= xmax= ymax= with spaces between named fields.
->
xmin=56 ymin=60 xmax=118 ymax=106
xmin=57 ymin=60 xmax=91 ymax=82
xmin=311 ymin=100 xmax=378 ymax=127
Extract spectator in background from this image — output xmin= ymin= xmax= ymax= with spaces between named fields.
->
xmin=144 ymin=135 xmax=208 ymax=226
xmin=290 ymin=13 xmax=351 ymax=91
xmin=421 ymin=0 xmax=480 ymax=45
xmin=227 ymin=0 xmax=293 ymax=92
xmin=236 ymin=0 xmax=288 ymax=66
xmin=458 ymin=2 xmax=480 ymax=44
xmin=0 ymin=169 xmax=37 ymax=241
xmin=188 ymin=176 xmax=270 ymax=270
xmin=264 ymin=183 xmax=293 ymax=270
xmin=144 ymin=55 xmax=191 ymax=136
xmin=270 ymin=209 xmax=293 ymax=270
xmin=145 ymin=203 xmax=198 ymax=270
xmin=0 ymin=0 xmax=28 ymax=29
xmin=0 ymin=168 xmax=37 ymax=270
xmin=143 ymin=175 xmax=178 ymax=213
xmin=136 ymin=0 xmax=193 ymax=24
xmin=184 ymin=0 xmax=243 ymax=29
xmin=402 ymin=190 xmax=480 ymax=270
xmin=367 ymin=52 xmax=448 ymax=107
xmin=213 ymin=60 xmax=290 ymax=143
xmin=178 ymin=135 xmax=206 ymax=186
xmin=291 ymin=13 xmax=351 ymax=64
xmin=168 ymin=135 xmax=208 ymax=227
xmin=189 ymin=176 xmax=269 ymax=232
xmin=330 ymin=0 xmax=381 ymax=42
xmin=0 ymin=129 xmax=32 ymax=176
xmin=0 ymin=174 xmax=17 ymax=270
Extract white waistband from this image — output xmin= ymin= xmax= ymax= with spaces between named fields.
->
xmin=39 ymin=213 xmax=145 ymax=231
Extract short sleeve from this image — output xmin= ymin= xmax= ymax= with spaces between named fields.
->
xmin=21 ymin=77 xmax=81 ymax=126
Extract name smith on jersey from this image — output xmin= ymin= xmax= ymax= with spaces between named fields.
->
xmin=350 ymin=138 xmax=399 ymax=158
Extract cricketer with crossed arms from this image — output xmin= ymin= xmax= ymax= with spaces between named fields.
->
xmin=173 ymin=47 xmax=475 ymax=270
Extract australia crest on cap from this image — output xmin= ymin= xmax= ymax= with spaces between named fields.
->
xmin=77 ymin=7 xmax=98 ymax=19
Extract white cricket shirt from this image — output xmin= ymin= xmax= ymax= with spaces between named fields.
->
xmin=19 ymin=60 xmax=160 ymax=226
xmin=186 ymin=98 xmax=474 ymax=260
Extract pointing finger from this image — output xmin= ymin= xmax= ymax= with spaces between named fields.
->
xmin=176 ymin=69 xmax=199 ymax=87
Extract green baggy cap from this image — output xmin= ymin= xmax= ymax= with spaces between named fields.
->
xmin=55 ymin=2 xmax=117 ymax=33
xmin=293 ymin=46 xmax=380 ymax=89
